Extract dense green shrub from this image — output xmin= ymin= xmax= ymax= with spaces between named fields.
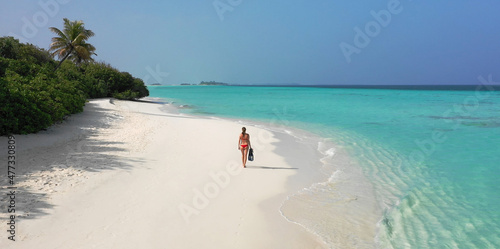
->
xmin=113 ymin=89 xmax=140 ymax=100
xmin=0 ymin=37 xmax=20 ymax=60
xmin=19 ymin=43 xmax=54 ymax=65
xmin=0 ymin=78 xmax=53 ymax=134
xmin=132 ymin=78 xmax=149 ymax=97
xmin=0 ymin=36 xmax=149 ymax=135
xmin=1 ymin=58 xmax=86 ymax=134
xmin=79 ymin=61 xmax=148 ymax=99
xmin=0 ymin=57 xmax=9 ymax=77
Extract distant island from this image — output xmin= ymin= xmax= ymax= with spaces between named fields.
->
xmin=199 ymin=81 xmax=229 ymax=86
xmin=150 ymin=83 xmax=162 ymax=86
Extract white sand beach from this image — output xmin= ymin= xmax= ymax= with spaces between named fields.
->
xmin=0 ymin=98 xmax=329 ymax=248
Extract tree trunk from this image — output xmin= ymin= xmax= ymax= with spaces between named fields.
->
xmin=53 ymin=47 xmax=73 ymax=72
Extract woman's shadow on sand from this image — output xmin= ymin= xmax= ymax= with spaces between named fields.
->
xmin=245 ymin=165 xmax=298 ymax=170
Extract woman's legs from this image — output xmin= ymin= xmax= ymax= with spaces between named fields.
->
xmin=244 ymin=147 xmax=249 ymax=166
xmin=240 ymin=146 xmax=249 ymax=167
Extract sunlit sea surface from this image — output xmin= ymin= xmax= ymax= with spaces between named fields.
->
xmin=148 ymin=85 xmax=500 ymax=248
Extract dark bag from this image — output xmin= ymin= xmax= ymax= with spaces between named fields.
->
xmin=248 ymin=148 xmax=254 ymax=161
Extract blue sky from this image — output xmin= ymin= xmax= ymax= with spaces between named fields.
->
xmin=2 ymin=0 xmax=500 ymax=85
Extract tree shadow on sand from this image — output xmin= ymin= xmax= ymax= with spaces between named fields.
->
xmin=0 ymin=101 xmax=146 ymax=221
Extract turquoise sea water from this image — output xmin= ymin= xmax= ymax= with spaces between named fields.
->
xmin=148 ymin=86 xmax=500 ymax=248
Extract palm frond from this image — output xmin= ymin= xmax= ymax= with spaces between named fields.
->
xmin=49 ymin=27 xmax=67 ymax=39
xmin=49 ymin=43 xmax=67 ymax=51
xmin=50 ymin=18 xmax=96 ymax=69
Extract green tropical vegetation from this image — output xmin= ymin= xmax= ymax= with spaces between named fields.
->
xmin=199 ymin=81 xmax=228 ymax=86
xmin=0 ymin=19 xmax=149 ymax=135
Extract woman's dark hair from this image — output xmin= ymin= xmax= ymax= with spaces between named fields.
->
xmin=242 ymin=127 xmax=246 ymax=135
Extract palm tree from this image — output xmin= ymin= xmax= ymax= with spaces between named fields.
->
xmin=49 ymin=18 xmax=96 ymax=71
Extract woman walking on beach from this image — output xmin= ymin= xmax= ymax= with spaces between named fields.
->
xmin=238 ymin=127 xmax=251 ymax=168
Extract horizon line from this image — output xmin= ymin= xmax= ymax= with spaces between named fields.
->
xmin=147 ymin=83 xmax=499 ymax=90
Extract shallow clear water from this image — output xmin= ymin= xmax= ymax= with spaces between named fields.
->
xmin=149 ymin=85 xmax=500 ymax=248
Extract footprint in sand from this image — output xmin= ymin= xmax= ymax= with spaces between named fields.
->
xmin=235 ymin=197 xmax=249 ymax=236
